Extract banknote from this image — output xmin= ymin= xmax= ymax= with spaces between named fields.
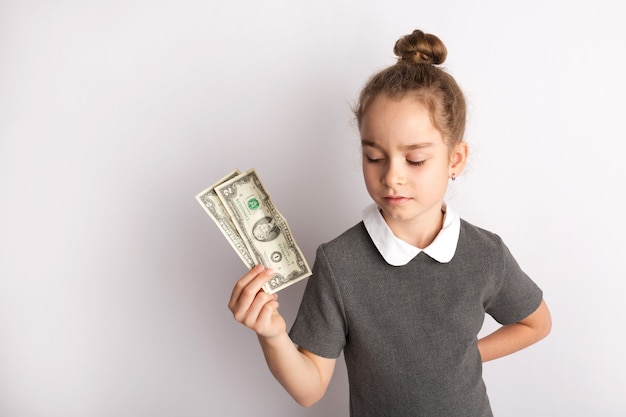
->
xmin=195 ymin=169 xmax=256 ymax=268
xmin=214 ymin=169 xmax=312 ymax=293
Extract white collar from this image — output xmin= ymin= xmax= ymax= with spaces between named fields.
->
xmin=362 ymin=203 xmax=460 ymax=266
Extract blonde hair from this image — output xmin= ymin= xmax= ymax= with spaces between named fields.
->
xmin=355 ymin=29 xmax=467 ymax=151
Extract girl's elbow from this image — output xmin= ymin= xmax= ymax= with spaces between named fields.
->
xmin=294 ymin=392 xmax=324 ymax=408
xmin=531 ymin=301 xmax=552 ymax=342
xmin=539 ymin=312 xmax=552 ymax=340
xmin=529 ymin=299 xmax=552 ymax=341
xmin=296 ymin=398 xmax=318 ymax=408
xmin=539 ymin=302 xmax=552 ymax=338
xmin=290 ymin=382 xmax=328 ymax=408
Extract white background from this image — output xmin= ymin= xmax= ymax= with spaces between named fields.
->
xmin=1 ymin=1 xmax=624 ymax=416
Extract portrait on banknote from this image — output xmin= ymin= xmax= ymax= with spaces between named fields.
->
xmin=252 ymin=217 xmax=280 ymax=242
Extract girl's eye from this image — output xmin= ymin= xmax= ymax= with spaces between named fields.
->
xmin=407 ymin=160 xmax=425 ymax=166
xmin=365 ymin=155 xmax=383 ymax=163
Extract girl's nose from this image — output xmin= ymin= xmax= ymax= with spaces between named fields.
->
xmin=382 ymin=160 xmax=406 ymax=187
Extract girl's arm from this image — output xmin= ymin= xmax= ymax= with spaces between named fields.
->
xmin=228 ymin=265 xmax=336 ymax=407
xmin=478 ymin=299 xmax=552 ymax=362
xmin=258 ymin=334 xmax=336 ymax=407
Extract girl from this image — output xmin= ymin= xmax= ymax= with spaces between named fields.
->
xmin=228 ymin=29 xmax=551 ymax=417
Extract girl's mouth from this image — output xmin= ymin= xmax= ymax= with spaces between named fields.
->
xmin=384 ymin=196 xmax=411 ymax=206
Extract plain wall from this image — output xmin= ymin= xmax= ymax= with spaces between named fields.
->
xmin=1 ymin=1 xmax=625 ymax=416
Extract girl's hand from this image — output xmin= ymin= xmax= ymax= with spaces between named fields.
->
xmin=228 ymin=265 xmax=286 ymax=339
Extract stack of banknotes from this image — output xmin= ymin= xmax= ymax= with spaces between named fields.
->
xmin=196 ymin=169 xmax=312 ymax=293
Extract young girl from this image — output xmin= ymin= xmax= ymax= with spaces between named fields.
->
xmin=228 ymin=29 xmax=551 ymax=417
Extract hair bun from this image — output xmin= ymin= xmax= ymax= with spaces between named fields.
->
xmin=393 ymin=29 xmax=447 ymax=65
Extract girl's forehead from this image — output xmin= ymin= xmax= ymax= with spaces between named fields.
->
xmin=362 ymin=96 xmax=435 ymax=129
xmin=360 ymin=98 xmax=444 ymax=146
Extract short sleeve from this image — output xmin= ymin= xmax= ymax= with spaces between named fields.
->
xmin=288 ymin=245 xmax=347 ymax=359
xmin=483 ymin=237 xmax=543 ymax=325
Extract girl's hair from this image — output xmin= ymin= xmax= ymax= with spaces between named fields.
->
xmin=355 ymin=29 xmax=467 ymax=151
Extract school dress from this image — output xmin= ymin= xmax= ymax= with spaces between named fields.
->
xmin=289 ymin=204 xmax=543 ymax=417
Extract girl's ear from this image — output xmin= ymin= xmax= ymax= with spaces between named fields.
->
xmin=449 ymin=141 xmax=469 ymax=177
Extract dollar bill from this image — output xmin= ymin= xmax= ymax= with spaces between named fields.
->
xmin=195 ymin=169 xmax=256 ymax=268
xmin=214 ymin=169 xmax=312 ymax=293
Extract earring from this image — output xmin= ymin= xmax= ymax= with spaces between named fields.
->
xmin=451 ymin=173 xmax=456 ymax=181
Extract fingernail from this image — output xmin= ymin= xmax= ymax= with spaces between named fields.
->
xmin=265 ymin=268 xmax=274 ymax=275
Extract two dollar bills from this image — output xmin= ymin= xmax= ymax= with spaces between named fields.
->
xmin=195 ymin=169 xmax=312 ymax=293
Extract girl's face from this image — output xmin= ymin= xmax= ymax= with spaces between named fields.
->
xmin=360 ymin=94 xmax=467 ymax=240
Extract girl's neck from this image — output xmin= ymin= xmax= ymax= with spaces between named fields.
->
xmin=383 ymin=208 xmax=445 ymax=249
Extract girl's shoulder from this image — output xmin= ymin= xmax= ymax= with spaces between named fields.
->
xmin=459 ymin=218 xmax=502 ymax=241
xmin=457 ymin=218 xmax=518 ymax=262
xmin=315 ymin=221 xmax=378 ymax=263
xmin=320 ymin=221 xmax=369 ymax=250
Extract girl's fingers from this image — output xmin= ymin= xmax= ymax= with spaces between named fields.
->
xmin=257 ymin=299 xmax=280 ymax=326
xmin=225 ymin=265 xmax=283 ymax=336
xmin=229 ymin=265 xmax=264 ymax=309
xmin=242 ymin=292 xmax=278 ymax=329
xmin=228 ymin=266 xmax=274 ymax=318
xmin=249 ymin=297 xmax=282 ymax=337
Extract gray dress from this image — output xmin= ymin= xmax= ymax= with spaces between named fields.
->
xmin=289 ymin=220 xmax=543 ymax=417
